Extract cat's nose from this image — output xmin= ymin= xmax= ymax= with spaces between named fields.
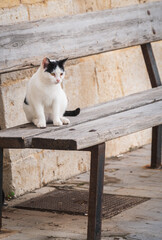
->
xmin=56 ymin=79 xmax=60 ymax=83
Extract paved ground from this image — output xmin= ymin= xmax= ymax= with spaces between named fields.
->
xmin=0 ymin=144 xmax=162 ymax=240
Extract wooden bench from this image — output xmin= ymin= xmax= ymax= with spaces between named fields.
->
xmin=0 ymin=2 xmax=162 ymax=239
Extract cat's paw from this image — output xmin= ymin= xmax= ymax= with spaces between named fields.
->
xmin=61 ymin=117 xmax=70 ymax=125
xmin=33 ymin=119 xmax=46 ymax=128
xmin=53 ymin=119 xmax=63 ymax=126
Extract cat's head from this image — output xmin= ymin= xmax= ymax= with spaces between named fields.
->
xmin=41 ymin=57 xmax=68 ymax=84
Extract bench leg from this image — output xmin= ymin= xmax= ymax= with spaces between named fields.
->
xmin=87 ymin=143 xmax=105 ymax=240
xmin=151 ymin=126 xmax=162 ymax=168
xmin=0 ymin=148 xmax=3 ymax=230
xmin=141 ymin=43 xmax=161 ymax=168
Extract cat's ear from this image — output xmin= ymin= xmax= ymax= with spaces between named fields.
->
xmin=42 ymin=57 xmax=50 ymax=69
xmin=58 ymin=58 xmax=68 ymax=68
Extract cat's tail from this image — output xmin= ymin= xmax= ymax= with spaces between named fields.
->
xmin=64 ymin=108 xmax=80 ymax=117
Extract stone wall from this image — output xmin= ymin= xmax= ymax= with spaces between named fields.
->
xmin=0 ymin=0 xmax=161 ymax=196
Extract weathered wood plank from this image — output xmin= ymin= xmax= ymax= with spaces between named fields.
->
xmin=0 ymin=86 xmax=162 ymax=148
xmin=0 ymin=2 xmax=162 ymax=73
xmin=18 ymin=86 xmax=162 ymax=139
xmin=80 ymin=86 xmax=162 ymax=123
xmin=32 ymin=100 xmax=162 ymax=150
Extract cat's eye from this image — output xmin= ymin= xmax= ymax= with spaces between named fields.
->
xmin=51 ymin=73 xmax=56 ymax=77
xmin=60 ymin=73 xmax=63 ymax=76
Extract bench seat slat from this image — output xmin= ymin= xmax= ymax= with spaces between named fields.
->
xmin=31 ymin=100 xmax=162 ymax=150
xmin=0 ymin=1 xmax=162 ymax=73
xmin=0 ymin=86 xmax=161 ymax=148
xmin=0 ymin=86 xmax=162 ymax=149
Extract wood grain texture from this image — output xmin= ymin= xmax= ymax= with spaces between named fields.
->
xmin=0 ymin=86 xmax=162 ymax=148
xmin=0 ymin=1 xmax=162 ymax=73
xmin=0 ymin=87 xmax=162 ymax=149
xmin=32 ymin=100 xmax=162 ymax=150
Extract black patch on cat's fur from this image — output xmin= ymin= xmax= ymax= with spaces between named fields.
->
xmin=64 ymin=108 xmax=80 ymax=117
xmin=45 ymin=61 xmax=57 ymax=73
xmin=58 ymin=58 xmax=68 ymax=71
xmin=24 ymin=97 xmax=29 ymax=105
xmin=45 ymin=58 xmax=68 ymax=73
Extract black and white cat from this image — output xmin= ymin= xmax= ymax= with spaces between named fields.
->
xmin=23 ymin=57 xmax=80 ymax=128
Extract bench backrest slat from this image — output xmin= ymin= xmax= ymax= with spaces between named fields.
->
xmin=0 ymin=1 xmax=161 ymax=74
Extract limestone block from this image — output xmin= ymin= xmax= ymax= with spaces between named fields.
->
xmin=73 ymin=0 xmax=111 ymax=14
xmin=95 ymin=0 xmax=111 ymax=10
xmin=94 ymin=51 xmax=124 ymax=103
xmin=3 ymin=163 xmax=13 ymax=196
xmin=106 ymin=129 xmax=151 ymax=157
xmin=39 ymin=150 xmax=90 ymax=185
xmin=3 ymin=149 xmax=11 ymax=165
xmin=84 ymin=0 xmax=111 ymax=12
xmin=0 ymin=5 xmax=29 ymax=25
xmin=115 ymin=46 xmax=151 ymax=95
xmin=65 ymin=46 xmax=152 ymax=108
xmin=7 ymin=149 xmax=41 ymax=164
xmin=111 ymin=0 xmax=139 ymax=8
xmin=28 ymin=0 xmax=74 ymax=21
xmin=21 ymin=0 xmax=44 ymax=4
xmin=72 ymin=0 xmax=86 ymax=14
xmin=28 ymin=0 xmax=111 ymax=21
xmin=0 ymin=67 xmax=37 ymax=86
xmin=111 ymin=0 xmax=158 ymax=8
xmin=0 ymin=0 xmax=20 ymax=8
xmin=4 ymin=149 xmax=90 ymax=196
xmin=64 ymin=58 xmax=99 ymax=109
xmin=1 ymin=80 xmax=28 ymax=128
xmin=1 ymin=68 xmax=37 ymax=128
xmin=11 ymin=155 xmax=41 ymax=196
xmin=139 ymin=0 xmax=160 ymax=3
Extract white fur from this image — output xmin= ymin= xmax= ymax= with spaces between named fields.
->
xmin=23 ymin=59 xmax=70 ymax=128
